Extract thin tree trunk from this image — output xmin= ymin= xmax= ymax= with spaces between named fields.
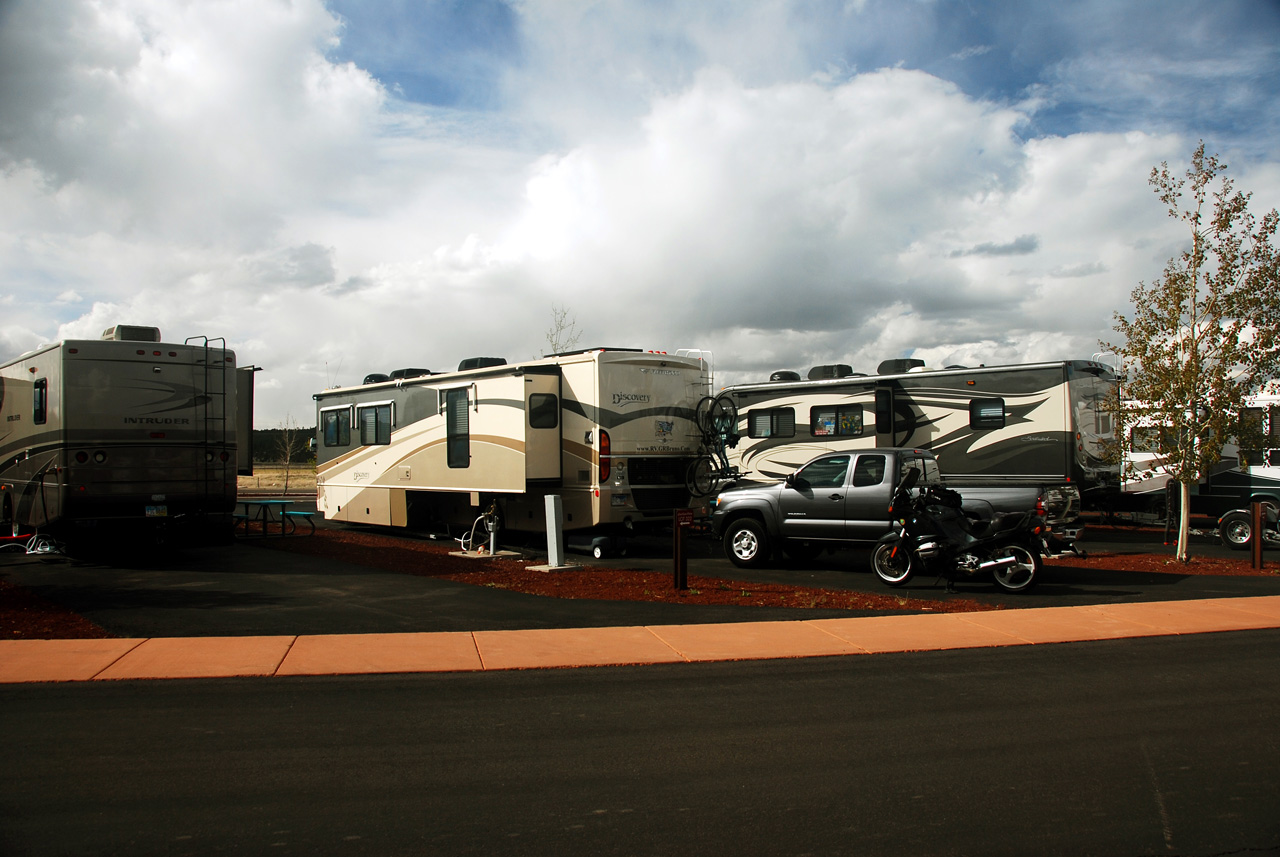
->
xmin=1177 ymin=480 xmax=1192 ymax=562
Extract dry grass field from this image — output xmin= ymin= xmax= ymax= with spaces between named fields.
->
xmin=238 ymin=463 xmax=317 ymax=494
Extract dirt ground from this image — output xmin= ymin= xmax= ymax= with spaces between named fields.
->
xmin=3 ymin=527 xmax=1275 ymax=640
xmin=237 ymin=464 xmax=316 ymax=494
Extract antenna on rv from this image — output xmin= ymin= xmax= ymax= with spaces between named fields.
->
xmin=326 ymin=357 xmax=344 ymax=390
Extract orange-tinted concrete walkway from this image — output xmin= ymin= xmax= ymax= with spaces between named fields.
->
xmin=4 ymin=596 xmax=1280 ymax=684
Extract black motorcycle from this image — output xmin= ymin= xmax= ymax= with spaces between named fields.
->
xmin=872 ymin=469 xmax=1045 ymax=593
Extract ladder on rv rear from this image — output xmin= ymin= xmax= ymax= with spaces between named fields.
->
xmin=186 ymin=336 xmax=230 ymax=519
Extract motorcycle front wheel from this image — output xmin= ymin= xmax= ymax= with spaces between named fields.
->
xmin=990 ymin=544 xmax=1041 ymax=593
xmin=872 ymin=538 xmax=915 ymax=586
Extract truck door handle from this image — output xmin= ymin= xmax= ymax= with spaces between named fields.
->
xmin=829 ymin=493 xmax=843 ymax=501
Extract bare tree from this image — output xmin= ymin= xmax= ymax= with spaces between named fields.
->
xmin=274 ymin=414 xmax=310 ymax=495
xmin=544 ymin=303 xmax=582 ymax=355
xmin=1103 ymin=142 xmax=1280 ymax=561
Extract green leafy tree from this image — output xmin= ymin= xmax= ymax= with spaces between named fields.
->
xmin=1103 ymin=142 xmax=1280 ymax=561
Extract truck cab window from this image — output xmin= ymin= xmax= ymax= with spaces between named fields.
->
xmin=796 ymin=454 xmax=849 ymax=488
xmin=851 ymin=454 xmax=886 ymax=487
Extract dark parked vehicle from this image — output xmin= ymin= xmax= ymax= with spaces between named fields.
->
xmin=711 ymin=447 xmax=1059 ymax=569
xmin=872 ymin=468 xmax=1044 ymax=592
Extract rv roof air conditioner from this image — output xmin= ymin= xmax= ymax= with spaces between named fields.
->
xmin=101 ymin=325 xmax=162 ymax=343
xmin=389 ymin=368 xmax=433 ymax=380
xmin=807 ymin=364 xmax=854 ymax=380
xmin=458 ymin=357 xmax=507 ymax=371
xmin=363 ymin=373 xmax=391 ymax=385
xmin=769 ymin=370 xmax=802 ymax=382
xmin=877 ymin=358 xmax=926 ymax=375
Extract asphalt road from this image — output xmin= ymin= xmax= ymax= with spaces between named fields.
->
xmin=2 ymin=632 xmax=1277 ymax=856
xmin=4 ymin=521 xmax=1280 ymax=855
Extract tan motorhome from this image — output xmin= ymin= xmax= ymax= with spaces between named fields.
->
xmin=313 ymin=348 xmax=711 ymax=544
xmin=0 ymin=325 xmax=254 ymax=544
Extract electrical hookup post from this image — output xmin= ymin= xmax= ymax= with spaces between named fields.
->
xmin=673 ymin=508 xmax=695 ymax=589
xmin=1253 ymin=499 xmax=1265 ymax=572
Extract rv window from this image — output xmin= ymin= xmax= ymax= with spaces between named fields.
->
xmin=810 ymin=406 xmax=864 ymax=437
xmin=1239 ymin=407 xmax=1266 ymax=450
xmin=529 ymin=394 xmax=558 ymax=429
xmin=1095 ymin=411 xmax=1113 ymax=436
xmin=969 ymin=398 xmax=1005 ymax=430
xmin=322 ymin=408 xmax=352 ymax=447
xmin=358 ymin=404 xmax=392 ymax=445
xmin=446 ymin=388 xmax=469 ymax=468
xmin=1131 ymin=426 xmax=1180 ymax=453
xmin=33 ymin=378 xmax=48 ymax=425
xmin=748 ymin=408 xmax=795 ymax=439
xmin=874 ymin=389 xmax=893 ymax=434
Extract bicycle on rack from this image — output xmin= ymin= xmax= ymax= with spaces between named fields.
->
xmin=686 ymin=394 xmax=741 ymax=498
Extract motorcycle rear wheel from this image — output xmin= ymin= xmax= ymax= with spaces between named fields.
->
xmin=872 ymin=539 xmax=914 ymax=586
xmin=990 ymin=544 xmax=1041 ymax=593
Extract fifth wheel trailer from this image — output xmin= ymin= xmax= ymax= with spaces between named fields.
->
xmin=313 ymin=348 xmax=711 ymax=538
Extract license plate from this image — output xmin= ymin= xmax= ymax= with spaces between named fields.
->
xmin=145 ymin=505 xmax=168 ymax=518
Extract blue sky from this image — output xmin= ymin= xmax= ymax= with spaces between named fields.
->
xmin=2 ymin=0 xmax=1279 ymax=424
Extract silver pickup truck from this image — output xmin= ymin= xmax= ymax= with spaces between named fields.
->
xmin=709 ymin=447 xmax=1069 ymax=568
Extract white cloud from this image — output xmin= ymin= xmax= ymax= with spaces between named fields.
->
xmin=1 ymin=0 xmax=1275 ymax=427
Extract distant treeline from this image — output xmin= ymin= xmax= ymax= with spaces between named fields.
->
xmin=249 ymin=427 xmax=316 ymax=463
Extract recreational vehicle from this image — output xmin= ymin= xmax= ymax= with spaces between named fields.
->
xmin=717 ymin=359 xmax=1119 ymax=512
xmin=0 ymin=325 xmax=255 ymax=544
xmin=1119 ymin=393 xmax=1280 ymax=524
xmin=313 ymin=348 xmax=711 ymax=540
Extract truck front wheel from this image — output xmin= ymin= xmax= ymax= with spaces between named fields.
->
xmin=724 ymin=519 xmax=770 ymax=568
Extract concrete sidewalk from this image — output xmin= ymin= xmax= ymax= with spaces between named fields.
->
xmin=4 ymin=596 xmax=1280 ymax=684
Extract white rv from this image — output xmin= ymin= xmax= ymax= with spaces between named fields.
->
xmin=717 ymin=359 xmax=1119 ymax=506
xmin=0 ymin=326 xmax=254 ymax=543
xmin=313 ymin=348 xmax=711 ymax=537
xmin=1119 ymin=393 xmax=1280 ymax=518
